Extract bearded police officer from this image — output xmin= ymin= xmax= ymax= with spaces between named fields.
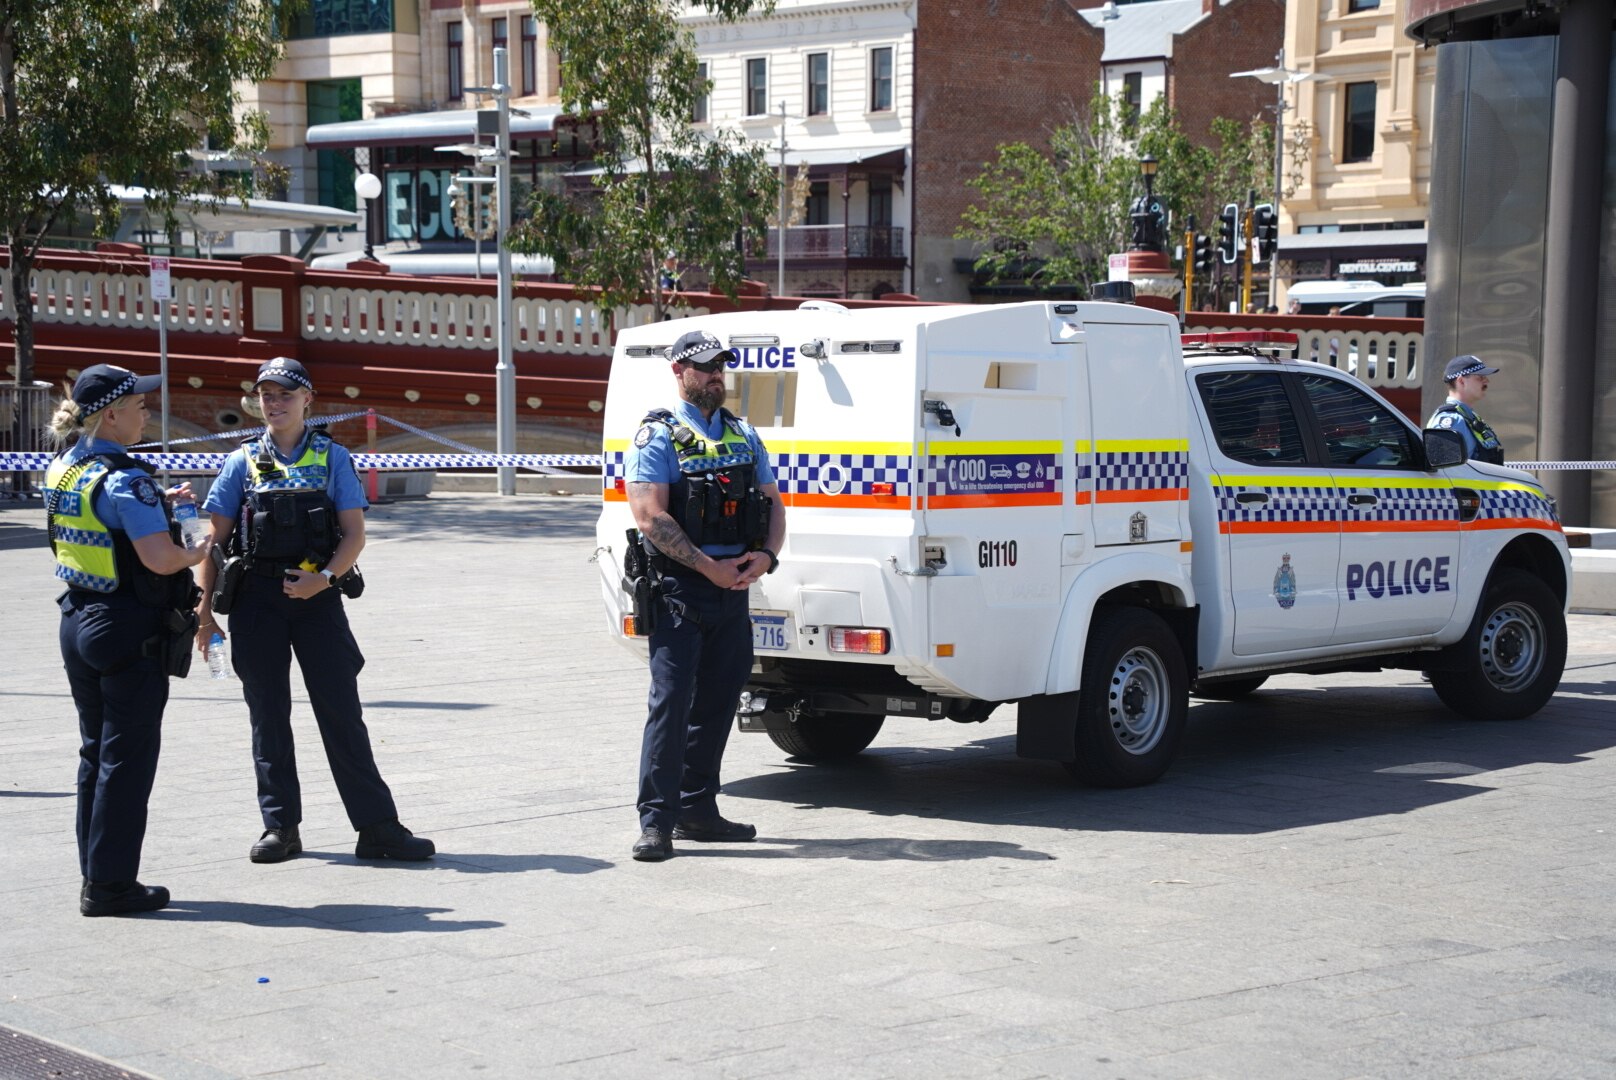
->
xmin=624 ymin=330 xmax=787 ymax=861
xmin=198 ymin=357 xmax=434 ymax=865
xmin=1427 ymin=355 xmax=1505 ymax=465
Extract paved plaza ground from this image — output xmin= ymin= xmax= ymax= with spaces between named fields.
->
xmin=2 ymin=493 xmax=1614 ymax=1080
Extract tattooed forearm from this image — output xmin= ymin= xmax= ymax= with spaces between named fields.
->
xmin=646 ymin=515 xmax=704 ymax=570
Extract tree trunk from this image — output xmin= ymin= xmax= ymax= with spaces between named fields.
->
xmin=8 ymin=251 xmax=34 ymax=388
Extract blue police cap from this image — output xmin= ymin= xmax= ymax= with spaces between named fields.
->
xmin=1443 ymin=355 xmax=1499 ymax=381
xmin=669 ymin=331 xmax=733 ymax=367
xmin=255 ymin=357 xmax=315 ymax=391
xmin=72 ymin=364 xmax=163 ymax=418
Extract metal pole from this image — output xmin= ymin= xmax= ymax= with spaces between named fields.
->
xmin=158 ymin=317 xmax=169 ymax=471
xmin=777 ymin=100 xmax=787 ymax=297
xmin=1241 ymin=204 xmax=1255 ymax=315
xmin=1269 ymin=52 xmax=1285 ymax=309
xmin=494 ymin=46 xmax=516 ymax=497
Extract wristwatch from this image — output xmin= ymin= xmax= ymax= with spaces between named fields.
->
xmin=319 ymin=569 xmax=336 ymax=587
xmin=759 ymin=548 xmax=779 ymax=574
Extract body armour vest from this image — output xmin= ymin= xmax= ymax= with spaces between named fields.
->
xmin=45 ymin=452 xmax=193 ymax=607
xmin=1432 ymin=401 xmax=1504 ymax=465
xmin=643 ymin=407 xmax=771 ymax=550
xmin=237 ymin=431 xmax=340 ymax=566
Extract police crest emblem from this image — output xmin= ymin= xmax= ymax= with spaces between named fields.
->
xmin=1128 ymin=512 xmax=1148 ymax=543
xmin=633 ymin=425 xmax=655 ymax=448
xmin=1273 ymin=553 xmax=1297 ymax=609
xmin=131 ymin=477 xmax=161 ymax=507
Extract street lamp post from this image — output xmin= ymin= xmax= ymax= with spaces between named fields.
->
xmin=1230 ymin=51 xmax=1329 ymax=307
xmin=1128 ymin=153 xmax=1164 ymax=254
xmin=464 ymin=47 xmax=517 ymax=496
xmin=353 ymin=151 xmax=382 ymax=262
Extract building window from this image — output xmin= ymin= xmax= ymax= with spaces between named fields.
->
xmin=1347 ymin=0 xmax=1381 ymax=11
xmin=869 ymin=178 xmax=892 ymax=227
xmin=806 ymin=52 xmax=829 ymax=116
xmin=806 ymin=181 xmax=830 ymax=226
xmin=691 ymin=62 xmax=709 ymax=123
xmin=521 ymin=16 xmax=537 ymax=97
xmin=746 ymin=57 xmax=768 ymax=116
xmin=870 ymin=46 xmax=893 ymax=112
xmin=1121 ymin=71 xmax=1142 ymax=126
xmin=491 ymin=17 xmax=508 ymax=76
xmin=288 ymin=0 xmax=401 ymax=39
xmin=1343 ymin=81 xmax=1376 ymax=163
xmin=447 ymin=22 xmax=464 ymax=101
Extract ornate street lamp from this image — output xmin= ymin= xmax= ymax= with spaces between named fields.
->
xmin=1129 ymin=153 xmax=1165 ymax=254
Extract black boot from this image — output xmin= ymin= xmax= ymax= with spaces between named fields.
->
xmin=250 ymin=826 xmax=303 ymax=863
xmin=355 ymin=819 xmax=435 ymax=861
xmin=632 ymin=826 xmax=673 ymax=862
xmin=81 ymin=881 xmax=170 ymax=918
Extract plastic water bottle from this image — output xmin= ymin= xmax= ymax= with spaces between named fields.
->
xmin=207 ymin=632 xmax=232 ymax=680
xmin=173 ymin=501 xmax=209 ymax=550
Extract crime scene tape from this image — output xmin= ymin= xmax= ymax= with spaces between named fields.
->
xmin=1512 ymin=461 xmax=1616 ymax=471
xmin=0 ymin=452 xmax=604 ymax=473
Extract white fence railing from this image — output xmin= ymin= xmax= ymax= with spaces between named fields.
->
xmin=0 ymin=267 xmax=242 ymax=334
xmin=1212 ymin=323 xmax=1423 ymax=391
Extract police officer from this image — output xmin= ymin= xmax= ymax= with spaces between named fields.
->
xmin=625 ymin=329 xmax=787 ymax=861
xmin=1427 ymin=355 xmax=1504 ymax=464
xmin=45 ymin=365 xmax=212 ymax=916
xmin=195 ymin=358 xmax=434 ymax=864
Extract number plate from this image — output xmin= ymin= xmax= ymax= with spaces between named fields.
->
xmin=751 ymin=611 xmax=790 ymax=652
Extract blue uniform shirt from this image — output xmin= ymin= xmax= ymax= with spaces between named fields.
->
xmin=1426 ymin=397 xmax=1492 ymax=459
xmin=204 ymin=427 xmax=369 ymax=521
xmin=625 ymin=401 xmax=775 ymax=557
xmin=64 ymin=437 xmax=171 ymax=541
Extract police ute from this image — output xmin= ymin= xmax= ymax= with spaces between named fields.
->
xmin=596 ymin=296 xmax=1569 ymax=786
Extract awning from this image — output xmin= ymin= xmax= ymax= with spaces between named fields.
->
xmin=1277 ymin=227 xmax=1428 ymax=253
xmin=309 ymin=249 xmax=556 ymax=278
xmin=110 ymin=186 xmax=360 ymax=231
xmin=306 ymin=105 xmax=570 ymax=150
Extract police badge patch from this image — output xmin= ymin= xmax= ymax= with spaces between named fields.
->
xmin=633 ymin=425 xmax=656 ymax=448
xmin=131 ymin=477 xmax=162 ymax=507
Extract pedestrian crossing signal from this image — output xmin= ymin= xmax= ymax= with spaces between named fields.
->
xmin=1217 ymin=203 xmax=1240 ymax=265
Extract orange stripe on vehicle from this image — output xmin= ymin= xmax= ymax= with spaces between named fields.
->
xmin=778 ymin=492 xmax=914 ymax=510
xmin=1219 ymin=521 xmax=1340 ymax=534
xmin=602 ymin=488 xmax=626 ymax=503
xmin=1075 ymin=490 xmax=1092 ymax=505
xmin=928 ymin=492 xmax=1064 ymax=509
xmin=1095 ymin=487 xmax=1188 ymax=503
xmin=1339 ymin=519 xmax=1462 ymax=533
xmin=1465 ymin=517 xmax=1563 ymax=532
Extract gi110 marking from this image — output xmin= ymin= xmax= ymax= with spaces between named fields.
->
xmin=978 ymin=540 xmax=1019 ymax=568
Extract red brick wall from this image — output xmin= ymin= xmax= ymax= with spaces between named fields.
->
xmin=1169 ymin=0 xmax=1287 ymax=148
xmin=913 ymin=1 xmax=1105 ymax=302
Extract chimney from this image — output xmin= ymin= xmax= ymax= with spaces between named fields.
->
xmin=1203 ymin=0 xmax=1215 ymax=15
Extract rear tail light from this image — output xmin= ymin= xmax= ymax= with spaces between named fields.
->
xmin=829 ymin=627 xmax=889 ymax=655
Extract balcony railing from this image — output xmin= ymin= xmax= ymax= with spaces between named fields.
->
xmin=762 ymin=225 xmax=905 ymax=260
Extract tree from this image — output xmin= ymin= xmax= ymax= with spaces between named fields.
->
xmin=1 ymin=0 xmax=288 ymax=388
xmin=956 ymin=90 xmax=1270 ymax=296
xmin=510 ymin=0 xmax=779 ymax=321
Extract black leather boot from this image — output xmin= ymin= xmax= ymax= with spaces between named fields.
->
xmin=250 ymin=827 xmax=303 ymax=863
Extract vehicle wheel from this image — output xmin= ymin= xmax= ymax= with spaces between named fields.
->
xmin=1063 ymin=607 xmax=1188 ymax=787
xmin=1192 ymin=676 xmax=1268 ymax=701
xmin=1430 ymin=569 xmax=1565 ymax=721
xmin=765 ymin=713 xmax=884 ymax=761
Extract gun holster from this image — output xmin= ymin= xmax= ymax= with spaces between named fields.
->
xmin=335 ymin=564 xmax=365 ymax=599
xmin=211 ymin=547 xmax=247 ymax=615
xmin=144 ymin=607 xmax=199 ymax=679
xmin=622 ymin=529 xmax=663 ymax=635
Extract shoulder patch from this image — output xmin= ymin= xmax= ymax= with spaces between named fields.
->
xmin=1432 ymin=414 xmax=1459 ymax=430
xmin=633 ymin=424 xmax=657 ymax=448
xmin=131 ymin=476 xmax=162 ymax=507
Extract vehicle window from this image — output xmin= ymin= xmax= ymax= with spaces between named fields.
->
xmin=1196 ymin=372 xmax=1308 ymax=466
xmin=1299 ymin=373 xmax=1418 ymax=468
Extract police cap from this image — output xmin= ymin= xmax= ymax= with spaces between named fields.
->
xmin=1443 ymin=355 xmax=1499 ymax=382
xmin=255 ymin=356 xmax=315 ymax=391
xmin=669 ymin=330 xmax=733 ymax=369
xmin=72 ymin=364 xmax=163 ymax=418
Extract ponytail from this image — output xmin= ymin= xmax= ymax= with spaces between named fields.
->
xmin=46 ymin=396 xmax=102 ymax=450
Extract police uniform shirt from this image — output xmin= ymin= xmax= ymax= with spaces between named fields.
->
xmin=1426 ymin=396 xmax=1489 ymax=459
xmin=625 ymin=400 xmax=775 ymax=557
xmin=204 ymin=428 xmax=369 ymax=521
xmin=61 ymin=437 xmax=172 ymax=542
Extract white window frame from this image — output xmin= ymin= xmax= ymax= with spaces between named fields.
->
xmin=692 ymin=60 xmax=710 ymax=125
xmin=805 ymin=50 xmax=831 ymax=119
xmin=744 ymin=55 xmax=769 ymax=118
xmin=867 ymin=44 xmax=896 ymax=115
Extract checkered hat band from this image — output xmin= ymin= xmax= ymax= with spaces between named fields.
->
xmin=1450 ymin=361 xmax=1488 ymax=379
xmin=81 ymin=373 xmax=138 ymax=417
xmin=672 ymin=339 xmax=724 ymax=364
xmin=262 ymin=370 xmax=314 ymax=390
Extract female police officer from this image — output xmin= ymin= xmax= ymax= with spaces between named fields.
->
xmin=46 ymin=364 xmax=212 ymax=916
xmin=195 ymin=357 xmax=434 ymax=864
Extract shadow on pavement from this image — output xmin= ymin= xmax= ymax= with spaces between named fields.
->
xmin=674 ymin=837 xmax=1053 ymax=861
xmin=298 ymin=851 xmax=614 ymax=874
xmin=724 ymin=685 xmax=1616 ymax=835
xmin=366 ymin=496 xmax=597 ymax=543
xmin=157 ymin=900 xmax=503 ymax=932
xmin=0 ymin=790 xmax=72 ymax=799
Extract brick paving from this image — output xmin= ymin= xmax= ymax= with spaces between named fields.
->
xmin=2 ymin=495 xmax=1614 ymax=1079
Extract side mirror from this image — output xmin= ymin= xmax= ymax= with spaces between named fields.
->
xmin=1424 ymin=427 xmax=1467 ymax=469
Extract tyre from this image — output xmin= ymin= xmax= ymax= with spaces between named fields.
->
xmin=1192 ymin=675 xmax=1268 ymax=701
xmin=764 ymin=712 xmax=884 ymax=761
xmin=1063 ymin=607 xmax=1189 ymax=787
xmin=1430 ymin=569 xmax=1565 ymax=721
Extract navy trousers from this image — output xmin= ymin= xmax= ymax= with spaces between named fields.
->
xmin=60 ymin=591 xmax=168 ymax=884
xmin=228 ymin=575 xmax=396 ymax=831
xmin=638 ymin=571 xmax=754 ymax=832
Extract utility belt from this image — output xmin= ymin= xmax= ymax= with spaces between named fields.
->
xmin=143 ymin=602 xmax=201 ymax=679
xmin=211 ymin=551 xmax=364 ymax=614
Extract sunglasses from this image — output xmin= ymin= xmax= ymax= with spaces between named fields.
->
xmin=681 ymin=357 xmax=728 ymax=374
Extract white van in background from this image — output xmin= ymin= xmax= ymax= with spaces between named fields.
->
xmin=1289 ymin=281 xmax=1425 ymax=318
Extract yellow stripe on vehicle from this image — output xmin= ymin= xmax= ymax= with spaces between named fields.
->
xmin=930 ymin=440 xmax=1064 ymax=455
xmin=779 ymin=440 xmax=916 ymax=456
xmin=1089 ymin=439 xmax=1191 ymax=454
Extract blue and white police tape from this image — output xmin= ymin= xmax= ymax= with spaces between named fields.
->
xmin=0 ymin=451 xmax=604 ymax=473
xmin=128 ymin=409 xmax=375 ymax=449
xmin=1512 ymin=461 xmax=1616 ymax=471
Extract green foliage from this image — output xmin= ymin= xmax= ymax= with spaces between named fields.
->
xmin=957 ymin=89 xmax=1271 ymax=294
xmin=1 ymin=0 xmax=289 ymax=384
xmin=510 ymin=0 xmax=779 ymax=319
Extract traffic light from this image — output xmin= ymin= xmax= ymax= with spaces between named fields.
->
xmin=1217 ymin=202 xmax=1240 ymax=264
xmin=1252 ymin=203 xmax=1278 ymax=263
xmin=1192 ymin=232 xmax=1213 ymax=274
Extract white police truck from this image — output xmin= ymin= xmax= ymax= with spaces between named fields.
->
xmin=596 ymin=298 xmax=1569 ymax=786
